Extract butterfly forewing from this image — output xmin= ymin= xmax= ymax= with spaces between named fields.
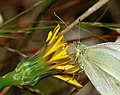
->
xmin=78 ymin=42 xmax=120 ymax=95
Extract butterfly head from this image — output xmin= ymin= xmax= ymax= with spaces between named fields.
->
xmin=75 ymin=42 xmax=86 ymax=52
xmin=73 ymin=41 xmax=86 ymax=61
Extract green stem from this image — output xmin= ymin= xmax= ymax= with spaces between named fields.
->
xmin=0 ymin=78 xmax=11 ymax=90
xmin=0 ymin=71 xmax=21 ymax=90
xmin=0 ymin=79 xmax=5 ymax=90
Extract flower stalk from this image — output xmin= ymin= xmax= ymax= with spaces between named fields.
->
xmin=0 ymin=24 xmax=81 ymax=90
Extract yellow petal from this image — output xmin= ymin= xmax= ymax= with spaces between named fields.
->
xmin=49 ymin=24 xmax=60 ymax=44
xmin=64 ymin=66 xmax=80 ymax=74
xmin=51 ymin=35 xmax=63 ymax=50
xmin=53 ymin=75 xmax=82 ymax=87
xmin=44 ymin=35 xmax=64 ymax=57
xmin=55 ymin=45 xmax=68 ymax=56
xmin=55 ymin=65 xmax=80 ymax=74
xmin=48 ymin=46 xmax=69 ymax=62
xmin=55 ymin=65 xmax=75 ymax=70
xmin=48 ymin=55 xmax=69 ymax=63
xmin=46 ymin=31 xmax=53 ymax=42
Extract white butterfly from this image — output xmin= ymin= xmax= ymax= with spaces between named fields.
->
xmin=75 ymin=42 xmax=120 ymax=95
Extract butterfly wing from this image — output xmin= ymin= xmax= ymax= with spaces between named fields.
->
xmin=86 ymin=42 xmax=120 ymax=81
xmin=81 ymin=42 xmax=120 ymax=95
xmin=96 ymin=42 xmax=120 ymax=52
xmin=83 ymin=59 xmax=120 ymax=95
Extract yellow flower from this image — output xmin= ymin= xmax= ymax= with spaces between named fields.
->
xmin=0 ymin=24 xmax=82 ymax=89
xmin=42 ymin=24 xmax=82 ymax=87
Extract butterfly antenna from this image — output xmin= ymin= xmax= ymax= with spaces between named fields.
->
xmin=54 ymin=12 xmax=67 ymax=27
xmin=54 ymin=12 xmax=74 ymax=33
xmin=78 ymin=19 xmax=81 ymax=43
xmin=54 ymin=12 xmax=80 ymax=63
